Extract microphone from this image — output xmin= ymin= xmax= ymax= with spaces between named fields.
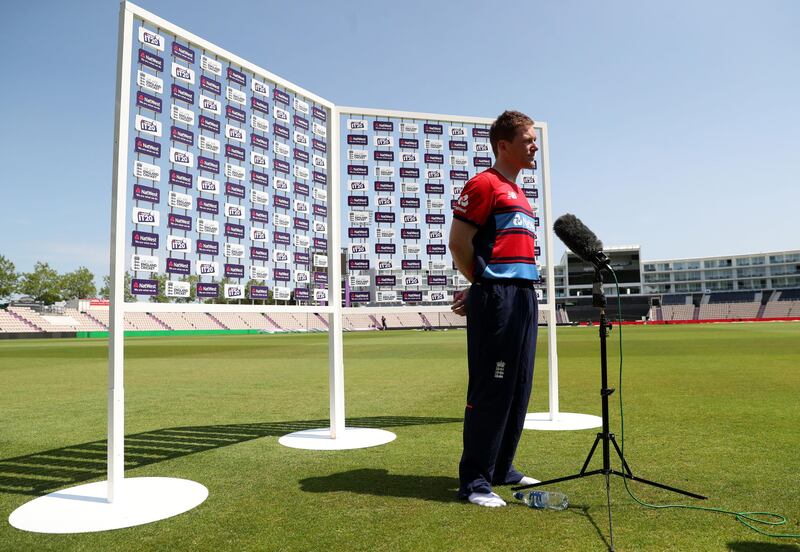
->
xmin=553 ymin=214 xmax=611 ymax=270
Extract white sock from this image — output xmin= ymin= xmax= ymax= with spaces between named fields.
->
xmin=468 ymin=492 xmax=507 ymax=508
xmin=518 ymin=476 xmax=540 ymax=485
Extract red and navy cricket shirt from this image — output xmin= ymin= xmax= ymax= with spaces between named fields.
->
xmin=453 ymin=168 xmax=539 ymax=281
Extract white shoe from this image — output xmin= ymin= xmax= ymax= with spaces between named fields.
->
xmin=468 ymin=492 xmax=507 ymax=508
xmin=518 ymin=476 xmax=540 ymax=485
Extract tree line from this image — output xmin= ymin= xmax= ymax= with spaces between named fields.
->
xmin=0 ymin=255 xmax=274 ymax=305
xmin=0 ymin=255 xmax=100 ymax=304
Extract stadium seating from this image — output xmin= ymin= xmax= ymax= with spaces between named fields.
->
xmin=88 ymin=309 xmax=110 ymax=328
xmin=342 ymin=313 xmax=377 ymax=331
xmin=149 ymin=312 xmax=227 ymax=331
xmin=0 ymin=309 xmax=41 ymax=332
xmin=63 ymin=309 xmax=107 ymax=331
xmin=7 ymin=307 xmax=48 ymax=331
xmin=181 ymin=312 xmax=225 ymax=330
xmin=438 ymin=312 xmax=467 ymax=327
xmin=124 ymin=312 xmax=169 ymax=331
xmin=661 ymin=304 xmax=695 ymax=321
xmin=763 ymin=300 xmax=800 ymax=318
xmin=152 ymin=312 xmax=196 ymax=330
xmin=212 ymin=312 xmax=270 ymax=330
xmin=267 ymin=313 xmax=327 ymax=331
xmin=4 ymin=288 xmax=800 ymax=336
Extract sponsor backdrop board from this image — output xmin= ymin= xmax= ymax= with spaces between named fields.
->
xmin=124 ymin=16 xmax=332 ymax=306
xmin=338 ymin=108 xmax=550 ymax=310
xmin=13 ymin=2 xmax=572 ymax=536
xmin=336 ymin=107 xmax=576 ymax=434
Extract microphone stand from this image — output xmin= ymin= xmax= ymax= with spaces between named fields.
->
xmin=514 ymin=267 xmax=705 ymax=552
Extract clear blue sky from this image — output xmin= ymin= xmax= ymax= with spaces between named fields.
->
xmin=1 ymin=0 xmax=798 ymax=284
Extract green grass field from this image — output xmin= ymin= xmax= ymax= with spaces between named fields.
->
xmin=1 ymin=323 xmax=799 ymax=551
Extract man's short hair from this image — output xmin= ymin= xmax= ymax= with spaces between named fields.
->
xmin=489 ymin=110 xmax=535 ymax=156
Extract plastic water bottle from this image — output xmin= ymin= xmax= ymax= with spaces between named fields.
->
xmin=513 ymin=490 xmax=568 ymax=510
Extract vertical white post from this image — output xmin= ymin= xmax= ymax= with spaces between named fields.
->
xmin=327 ymin=106 xmax=346 ymax=438
xmin=108 ymin=1 xmax=133 ymax=502
xmin=539 ymin=123 xmax=560 ymax=421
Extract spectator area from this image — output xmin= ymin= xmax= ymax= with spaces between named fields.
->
xmin=3 ymin=290 xmax=800 ymax=336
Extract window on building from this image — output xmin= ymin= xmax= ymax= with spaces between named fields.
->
xmin=674 ymin=271 xmax=701 ymax=282
xmin=770 ymin=265 xmax=800 ymax=276
xmin=738 ymin=279 xmax=767 ymax=290
xmin=706 ymin=280 xmax=734 ymax=291
xmin=737 ymin=267 xmax=766 ymax=278
xmin=643 ymin=273 xmax=671 ymax=283
xmin=772 ymin=276 xmax=800 ymax=288
xmin=705 ymin=269 xmax=734 ymax=280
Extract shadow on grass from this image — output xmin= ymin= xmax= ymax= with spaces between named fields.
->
xmin=299 ymin=468 xmax=459 ymax=503
xmin=0 ymin=416 xmax=460 ymax=497
xmin=566 ymin=504 xmax=611 ymax=550
xmin=727 ymin=543 xmax=800 ymax=552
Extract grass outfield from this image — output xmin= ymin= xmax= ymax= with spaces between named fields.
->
xmin=0 ymin=323 xmax=799 ymax=551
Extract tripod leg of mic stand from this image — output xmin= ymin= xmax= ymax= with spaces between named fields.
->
xmin=580 ymin=433 xmax=603 ymax=474
xmin=610 ymin=470 xmax=707 ymax=500
xmin=605 ymin=472 xmax=615 ymax=552
xmin=511 ymin=469 xmax=605 ymax=491
xmin=609 ymin=434 xmax=633 ymax=477
xmin=512 ymin=434 xmax=605 ymax=491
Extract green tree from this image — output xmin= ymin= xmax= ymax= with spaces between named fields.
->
xmin=18 ymin=262 xmax=61 ymax=305
xmin=0 ymin=255 xmax=17 ymax=301
xmin=99 ymin=275 xmax=110 ymax=300
xmin=175 ymin=275 xmax=199 ymax=303
xmin=214 ymin=278 xmax=232 ymax=304
xmin=60 ymin=267 xmax=97 ymax=300
xmin=149 ymin=273 xmax=170 ymax=303
xmin=100 ymin=273 xmax=135 ymax=302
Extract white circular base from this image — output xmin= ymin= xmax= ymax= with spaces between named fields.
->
xmin=8 ymin=477 xmax=208 ymax=534
xmin=524 ymin=412 xmax=603 ymax=431
xmin=278 ymin=427 xmax=396 ymax=450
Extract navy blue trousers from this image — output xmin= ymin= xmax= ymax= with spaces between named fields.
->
xmin=458 ymin=279 xmax=538 ymax=498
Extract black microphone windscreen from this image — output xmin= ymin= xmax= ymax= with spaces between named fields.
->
xmin=553 ymin=214 xmax=604 ymax=263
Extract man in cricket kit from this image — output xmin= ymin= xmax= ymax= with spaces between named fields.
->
xmin=449 ymin=110 xmax=540 ymax=508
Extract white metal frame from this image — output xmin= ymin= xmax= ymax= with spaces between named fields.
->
xmin=106 ymin=1 xmax=346 ymax=501
xmin=336 ymin=106 xmax=585 ymax=427
xmin=11 ymin=0 xmax=596 ymax=535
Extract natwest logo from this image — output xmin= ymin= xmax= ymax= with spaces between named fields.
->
xmin=131 ymin=278 xmax=158 ymax=296
xmin=131 ymin=231 xmax=159 ymax=249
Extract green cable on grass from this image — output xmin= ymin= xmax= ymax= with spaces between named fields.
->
xmin=608 ymin=268 xmax=800 ymax=539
